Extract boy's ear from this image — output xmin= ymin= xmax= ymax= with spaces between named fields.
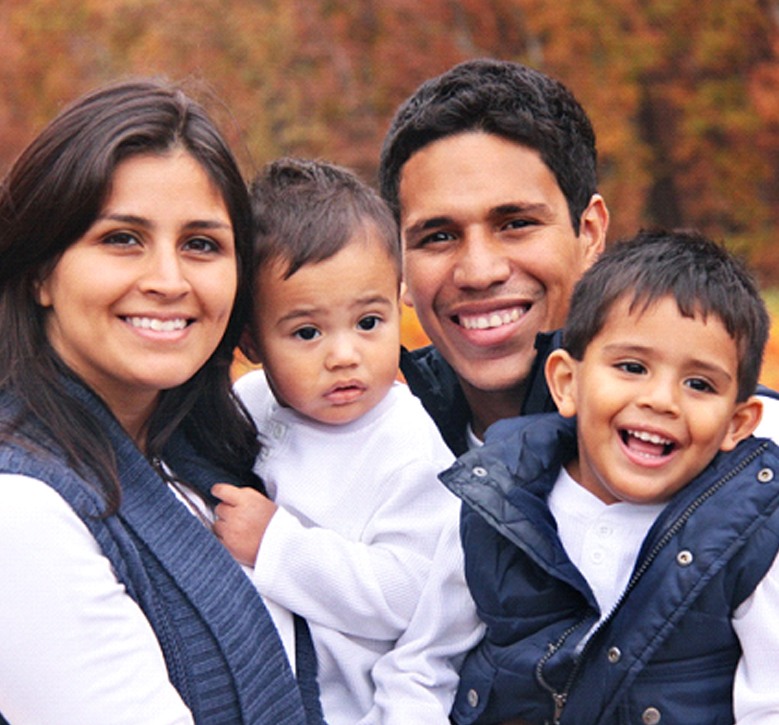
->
xmin=719 ymin=397 xmax=763 ymax=452
xmin=545 ymin=349 xmax=578 ymax=418
xmin=238 ymin=328 xmax=262 ymax=365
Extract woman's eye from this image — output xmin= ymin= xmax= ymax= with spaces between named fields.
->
xmin=293 ymin=326 xmax=320 ymax=341
xmin=103 ymin=231 xmax=140 ymax=247
xmin=617 ymin=361 xmax=646 ymax=375
xmin=357 ymin=315 xmax=381 ymax=331
xmin=184 ymin=236 xmax=219 ymax=254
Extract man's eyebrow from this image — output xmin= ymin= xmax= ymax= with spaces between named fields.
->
xmin=489 ymin=202 xmax=552 ymax=220
xmin=403 ymin=216 xmax=453 ymax=237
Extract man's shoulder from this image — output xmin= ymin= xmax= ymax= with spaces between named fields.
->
xmin=399 ymin=345 xmax=470 ymax=455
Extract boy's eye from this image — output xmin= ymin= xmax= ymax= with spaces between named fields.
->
xmin=616 ymin=361 xmax=646 ymax=375
xmin=293 ymin=326 xmax=320 ymax=341
xmin=685 ymin=377 xmax=715 ymax=393
xmin=357 ymin=315 xmax=381 ymax=331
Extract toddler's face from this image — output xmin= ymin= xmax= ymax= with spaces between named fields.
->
xmin=252 ymin=230 xmax=401 ymax=425
xmin=548 ymin=295 xmax=761 ymax=505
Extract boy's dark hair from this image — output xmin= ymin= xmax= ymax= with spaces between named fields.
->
xmin=378 ymin=58 xmax=598 ymax=233
xmin=563 ymin=229 xmax=770 ymax=401
xmin=249 ymin=157 xmax=399 ymax=280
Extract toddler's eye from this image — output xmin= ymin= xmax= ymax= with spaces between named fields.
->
xmin=293 ymin=326 xmax=320 ymax=341
xmin=358 ymin=315 xmax=381 ymax=331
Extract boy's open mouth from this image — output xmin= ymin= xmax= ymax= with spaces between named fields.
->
xmin=620 ymin=428 xmax=676 ymax=457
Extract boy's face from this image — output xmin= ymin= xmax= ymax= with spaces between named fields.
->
xmin=250 ymin=228 xmax=401 ymax=425
xmin=546 ymin=295 xmax=761 ymax=505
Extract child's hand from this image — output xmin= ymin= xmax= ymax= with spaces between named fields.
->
xmin=211 ymin=483 xmax=278 ymax=567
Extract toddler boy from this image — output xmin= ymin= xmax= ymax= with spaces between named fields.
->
xmin=213 ymin=158 xmax=482 ymax=724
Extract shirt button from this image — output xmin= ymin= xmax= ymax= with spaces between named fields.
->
xmin=472 ymin=466 xmax=488 ymax=478
xmin=607 ymin=646 xmax=621 ymax=663
xmin=467 ymin=688 xmax=479 ymax=708
xmin=642 ymin=706 xmax=661 ymax=724
xmin=591 ymin=549 xmax=604 ymax=564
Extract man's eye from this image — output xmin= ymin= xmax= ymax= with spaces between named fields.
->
xmin=418 ymin=231 xmax=455 ymax=247
xmin=293 ymin=327 xmax=320 ymax=341
xmin=358 ymin=315 xmax=381 ymax=331
xmin=503 ymin=218 xmax=532 ymax=231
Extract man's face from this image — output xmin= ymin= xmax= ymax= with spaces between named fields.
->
xmin=399 ymin=131 xmax=607 ymax=410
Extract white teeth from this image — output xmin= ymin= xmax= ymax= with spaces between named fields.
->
xmin=127 ymin=317 xmax=187 ymax=332
xmin=628 ymin=429 xmax=672 ymax=446
xmin=460 ymin=308 xmax=523 ymax=330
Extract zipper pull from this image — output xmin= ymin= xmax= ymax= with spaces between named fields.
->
xmin=552 ymin=692 xmax=567 ymax=724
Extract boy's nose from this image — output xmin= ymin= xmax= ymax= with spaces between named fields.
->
xmin=637 ymin=377 xmax=680 ymax=416
xmin=325 ymin=334 xmax=360 ymax=369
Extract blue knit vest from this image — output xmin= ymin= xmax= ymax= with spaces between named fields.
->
xmin=0 ymin=379 xmax=323 ymax=724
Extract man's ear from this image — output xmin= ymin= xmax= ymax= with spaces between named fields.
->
xmin=719 ymin=397 xmax=763 ymax=452
xmin=545 ymin=349 xmax=578 ymax=418
xmin=239 ymin=328 xmax=262 ymax=365
xmin=578 ymin=193 xmax=609 ymax=267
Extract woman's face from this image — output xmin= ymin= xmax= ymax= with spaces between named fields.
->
xmin=37 ymin=150 xmax=238 ymax=440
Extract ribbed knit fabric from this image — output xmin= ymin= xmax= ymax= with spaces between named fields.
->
xmin=0 ymin=377 xmax=322 ymax=724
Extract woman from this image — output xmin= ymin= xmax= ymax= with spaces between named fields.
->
xmin=0 ymin=80 xmax=320 ymax=723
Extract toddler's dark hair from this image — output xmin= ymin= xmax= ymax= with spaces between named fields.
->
xmin=249 ymin=157 xmax=399 ymax=280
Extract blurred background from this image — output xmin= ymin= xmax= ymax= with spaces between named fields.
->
xmin=2 ymin=0 xmax=778 ymax=384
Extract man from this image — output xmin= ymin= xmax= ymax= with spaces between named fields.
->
xmin=379 ymin=58 xmax=609 ymax=454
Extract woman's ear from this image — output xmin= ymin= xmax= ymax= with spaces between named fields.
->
xmin=719 ymin=396 xmax=763 ymax=452
xmin=238 ymin=328 xmax=262 ymax=365
xmin=545 ymin=349 xmax=579 ymax=418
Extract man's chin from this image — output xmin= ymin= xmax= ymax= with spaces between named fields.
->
xmin=456 ymin=359 xmax=534 ymax=397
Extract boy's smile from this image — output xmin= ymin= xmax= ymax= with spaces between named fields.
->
xmin=547 ymin=295 xmax=762 ymax=505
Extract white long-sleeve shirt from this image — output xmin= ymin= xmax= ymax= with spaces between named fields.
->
xmin=0 ymin=469 xmax=295 ymax=724
xmin=235 ymin=371 xmax=483 ymax=724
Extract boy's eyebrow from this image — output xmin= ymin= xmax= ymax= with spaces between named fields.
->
xmin=274 ymin=294 xmax=395 ymax=326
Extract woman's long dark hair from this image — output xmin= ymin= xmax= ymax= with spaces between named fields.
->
xmin=0 ymin=78 xmax=259 ymax=513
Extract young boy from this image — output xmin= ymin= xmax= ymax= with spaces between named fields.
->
xmin=211 ymin=158 xmax=482 ymax=724
xmin=441 ymin=229 xmax=779 ymax=724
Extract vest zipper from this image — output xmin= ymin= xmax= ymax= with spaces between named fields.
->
xmin=535 ymin=442 xmax=768 ymax=723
